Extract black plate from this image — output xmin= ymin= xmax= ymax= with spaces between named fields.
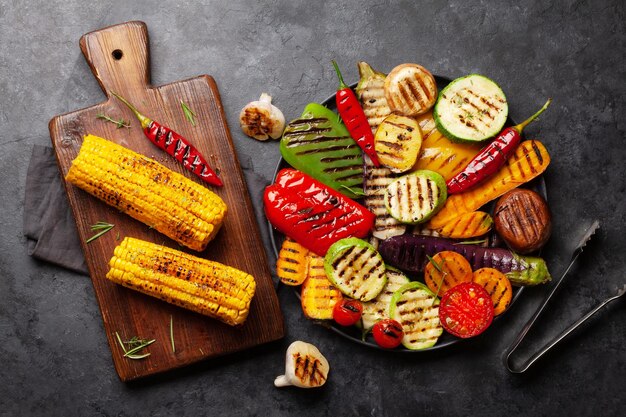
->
xmin=268 ymin=76 xmax=546 ymax=352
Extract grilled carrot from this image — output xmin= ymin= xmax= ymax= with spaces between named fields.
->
xmin=472 ymin=267 xmax=513 ymax=316
xmin=424 ymin=251 xmax=473 ymax=296
xmin=435 ymin=211 xmax=493 ymax=239
xmin=427 ymin=140 xmax=550 ymax=229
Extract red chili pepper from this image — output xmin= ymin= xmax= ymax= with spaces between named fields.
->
xmin=111 ymin=92 xmax=223 ymax=187
xmin=264 ymin=168 xmax=374 ymax=256
xmin=446 ymin=99 xmax=551 ymax=194
xmin=331 ymin=60 xmax=381 ymax=167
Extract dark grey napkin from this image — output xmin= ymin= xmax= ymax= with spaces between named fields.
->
xmin=23 ymin=145 xmax=88 ymax=274
xmin=23 ymin=145 xmax=273 ymax=276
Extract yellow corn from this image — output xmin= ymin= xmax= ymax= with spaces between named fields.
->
xmin=65 ymin=134 xmax=227 ymax=251
xmin=107 ymin=237 xmax=255 ymax=326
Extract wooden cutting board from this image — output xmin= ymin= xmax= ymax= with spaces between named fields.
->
xmin=49 ymin=21 xmax=284 ymax=381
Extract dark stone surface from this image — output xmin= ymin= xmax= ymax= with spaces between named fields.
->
xmin=1 ymin=0 xmax=624 ymax=415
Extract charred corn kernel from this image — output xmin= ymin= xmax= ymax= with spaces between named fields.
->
xmin=276 ymin=238 xmax=310 ymax=286
xmin=66 ymin=134 xmax=227 ymax=251
xmin=107 ymin=237 xmax=255 ymax=326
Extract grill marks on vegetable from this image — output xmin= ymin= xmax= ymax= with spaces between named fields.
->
xmin=391 ymin=283 xmax=443 ymax=349
xmin=387 ymin=175 xmax=438 ymax=223
xmin=361 ymin=268 xmax=410 ymax=329
xmin=293 ymin=352 xmax=327 ymax=387
xmin=332 ymin=246 xmax=384 ymax=299
xmin=363 ymin=158 xmax=406 ymax=239
xmin=282 ymin=116 xmax=363 ymax=188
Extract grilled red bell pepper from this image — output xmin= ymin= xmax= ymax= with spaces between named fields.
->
xmin=264 ymin=168 xmax=374 ymax=256
xmin=111 ymin=92 xmax=222 ymax=187
xmin=446 ymin=99 xmax=551 ymax=194
xmin=332 ymin=60 xmax=380 ymax=167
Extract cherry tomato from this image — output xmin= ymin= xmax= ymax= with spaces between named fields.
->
xmin=332 ymin=299 xmax=363 ymax=326
xmin=438 ymin=282 xmax=494 ymax=338
xmin=372 ymin=319 xmax=404 ymax=349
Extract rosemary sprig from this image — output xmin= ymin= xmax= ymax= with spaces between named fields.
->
xmin=426 ymin=254 xmax=447 ymax=305
xmin=115 ymin=332 xmax=155 ymax=360
xmin=340 ymin=185 xmax=365 ymax=197
xmin=86 ymin=222 xmax=115 ymax=243
xmin=96 ymin=113 xmax=130 ymax=129
xmin=169 ymin=315 xmax=175 ymax=353
xmin=458 ymin=238 xmax=488 ymax=245
xmin=180 ymin=100 xmax=197 ymax=126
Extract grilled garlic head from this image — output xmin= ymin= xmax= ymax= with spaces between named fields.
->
xmin=239 ymin=93 xmax=285 ymax=140
xmin=274 ymin=341 xmax=329 ymax=388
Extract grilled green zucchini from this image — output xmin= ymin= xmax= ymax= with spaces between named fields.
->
xmin=434 ymin=74 xmax=508 ymax=143
xmin=360 ymin=266 xmax=410 ymax=329
xmin=384 ymin=170 xmax=447 ymax=224
xmin=324 ymin=238 xmax=387 ymax=302
xmin=280 ymin=103 xmax=363 ymax=198
xmin=389 ymin=282 xmax=443 ymax=350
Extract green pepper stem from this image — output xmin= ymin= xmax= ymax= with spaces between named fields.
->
xmin=331 ymin=60 xmax=349 ymax=90
xmin=515 ymin=98 xmax=552 ymax=133
xmin=110 ymin=91 xmax=152 ymax=129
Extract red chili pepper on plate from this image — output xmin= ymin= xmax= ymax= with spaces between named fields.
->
xmin=111 ymin=92 xmax=223 ymax=187
xmin=446 ymin=99 xmax=551 ymax=194
xmin=264 ymin=168 xmax=374 ymax=256
xmin=331 ymin=60 xmax=381 ymax=167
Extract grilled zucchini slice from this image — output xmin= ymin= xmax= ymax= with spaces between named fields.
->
xmin=389 ymin=281 xmax=443 ymax=350
xmin=434 ymin=74 xmax=508 ymax=143
xmin=324 ymin=238 xmax=387 ymax=302
xmin=374 ymin=114 xmax=423 ymax=173
xmin=360 ymin=266 xmax=410 ymax=329
xmin=384 ymin=170 xmax=447 ymax=224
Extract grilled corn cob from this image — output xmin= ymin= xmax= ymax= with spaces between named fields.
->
xmin=107 ymin=237 xmax=255 ymax=326
xmin=66 ymin=134 xmax=227 ymax=251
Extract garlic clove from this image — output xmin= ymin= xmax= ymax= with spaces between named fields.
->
xmin=240 ymin=93 xmax=285 ymax=141
xmin=274 ymin=341 xmax=330 ymax=388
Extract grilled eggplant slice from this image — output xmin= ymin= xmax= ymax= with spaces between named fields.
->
xmin=384 ymin=63 xmax=437 ymax=116
xmin=324 ymin=238 xmax=387 ymax=302
xmin=389 ymin=282 xmax=443 ymax=350
xmin=280 ymin=103 xmax=363 ymax=199
xmin=385 ymin=170 xmax=447 ymax=224
xmin=363 ymin=155 xmax=406 ymax=240
xmin=360 ymin=266 xmax=410 ymax=329
xmin=375 ymin=114 xmax=423 ymax=173
xmin=356 ymin=61 xmax=392 ymax=134
xmin=434 ymin=74 xmax=508 ymax=143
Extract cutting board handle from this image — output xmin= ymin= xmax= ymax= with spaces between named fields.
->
xmin=79 ymin=21 xmax=150 ymax=96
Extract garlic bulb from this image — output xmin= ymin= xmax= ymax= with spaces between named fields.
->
xmin=274 ymin=341 xmax=330 ymax=388
xmin=239 ymin=93 xmax=285 ymax=140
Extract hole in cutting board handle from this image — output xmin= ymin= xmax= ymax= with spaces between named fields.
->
xmin=112 ymin=49 xmax=123 ymax=60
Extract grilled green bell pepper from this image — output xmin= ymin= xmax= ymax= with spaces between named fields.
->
xmin=280 ymin=103 xmax=363 ymax=199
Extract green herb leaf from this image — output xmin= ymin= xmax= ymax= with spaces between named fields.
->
xmin=115 ymin=332 xmax=155 ymax=360
xmin=180 ymin=100 xmax=197 ymax=126
xmin=170 ymin=315 xmax=175 ymax=353
xmin=96 ymin=113 xmax=130 ymax=129
xmin=340 ymin=185 xmax=365 ymax=197
xmin=458 ymin=238 xmax=488 ymax=245
xmin=86 ymin=222 xmax=115 ymax=243
xmin=426 ymin=255 xmax=447 ymax=304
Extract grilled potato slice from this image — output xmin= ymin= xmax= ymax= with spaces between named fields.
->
xmin=384 ymin=63 xmax=437 ymax=116
xmin=374 ymin=114 xmax=422 ymax=173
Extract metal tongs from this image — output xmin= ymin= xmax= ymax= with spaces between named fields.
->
xmin=505 ymin=220 xmax=624 ymax=373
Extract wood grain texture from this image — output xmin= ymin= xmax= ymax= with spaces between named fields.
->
xmin=48 ymin=21 xmax=284 ymax=381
